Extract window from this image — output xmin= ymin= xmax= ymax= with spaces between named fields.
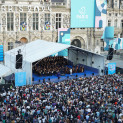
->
xmin=8 ymin=42 xmax=13 ymax=50
xmin=115 ymin=13 xmax=118 ymax=16
xmin=109 ymin=13 xmax=111 ymax=16
xmin=101 ymin=47 xmax=104 ymax=51
xmin=108 ymin=20 xmax=111 ymax=26
xmin=20 ymin=13 xmax=27 ymax=31
xmin=97 ymin=40 xmax=99 ymax=45
xmin=121 ymin=20 xmax=123 ymax=28
xmin=7 ymin=13 xmax=14 ymax=31
xmin=114 ymin=20 xmax=117 ymax=27
xmin=33 ymin=13 xmax=39 ymax=30
xmin=45 ymin=13 xmax=50 ymax=30
xmin=56 ymin=13 xmax=61 ymax=29
xmin=44 ymin=0 xmax=49 ymax=2
xmin=114 ymin=0 xmax=117 ymax=7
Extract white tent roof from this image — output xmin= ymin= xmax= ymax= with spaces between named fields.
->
xmin=5 ymin=40 xmax=70 ymax=63
xmin=0 ymin=64 xmax=11 ymax=77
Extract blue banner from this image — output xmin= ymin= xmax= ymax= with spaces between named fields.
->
xmin=108 ymin=63 xmax=116 ymax=75
xmin=105 ymin=26 xmax=114 ymax=39
xmin=0 ymin=45 xmax=3 ymax=61
xmin=95 ymin=0 xmax=107 ymax=29
xmin=104 ymin=38 xmax=123 ymax=51
xmin=15 ymin=72 xmax=26 ymax=86
xmin=20 ymin=22 xmax=27 ymax=31
xmin=58 ymin=28 xmax=70 ymax=56
xmin=71 ymin=0 xmax=96 ymax=28
xmin=102 ymin=26 xmax=114 ymax=39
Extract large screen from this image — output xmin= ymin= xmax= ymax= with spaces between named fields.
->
xmin=71 ymin=0 xmax=96 ymax=28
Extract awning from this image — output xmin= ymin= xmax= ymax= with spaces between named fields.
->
xmin=0 ymin=64 xmax=11 ymax=77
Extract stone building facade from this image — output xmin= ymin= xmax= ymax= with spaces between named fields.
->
xmin=0 ymin=0 xmax=123 ymax=53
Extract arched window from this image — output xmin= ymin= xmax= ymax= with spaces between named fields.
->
xmin=20 ymin=37 xmax=28 ymax=43
xmin=114 ymin=19 xmax=117 ymax=27
xmin=108 ymin=20 xmax=111 ymax=26
xmin=121 ymin=20 xmax=123 ymax=28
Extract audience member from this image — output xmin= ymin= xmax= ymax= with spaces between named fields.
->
xmin=0 ymin=74 xmax=123 ymax=123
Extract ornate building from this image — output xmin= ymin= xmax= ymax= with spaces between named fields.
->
xmin=0 ymin=0 xmax=123 ymax=53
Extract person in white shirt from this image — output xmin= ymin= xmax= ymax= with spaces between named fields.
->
xmin=70 ymin=68 xmax=72 ymax=75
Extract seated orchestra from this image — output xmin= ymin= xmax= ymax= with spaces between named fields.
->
xmin=33 ymin=56 xmax=84 ymax=76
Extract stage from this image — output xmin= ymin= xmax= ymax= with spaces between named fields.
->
xmin=32 ymin=70 xmax=99 ymax=84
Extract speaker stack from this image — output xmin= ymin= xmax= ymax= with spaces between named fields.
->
xmin=15 ymin=50 xmax=23 ymax=69
xmin=107 ymin=48 xmax=114 ymax=60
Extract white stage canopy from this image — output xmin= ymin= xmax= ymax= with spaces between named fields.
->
xmin=5 ymin=40 xmax=70 ymax=84
xmin=0 ymin=64 xmax=11 ymax=77
xmin=5 ymin=40 xmax=70 ymax=63
xmin=5 ymin=40 xmax=104 ymax=85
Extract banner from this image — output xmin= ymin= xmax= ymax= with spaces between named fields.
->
xmin=104 ymin=38 xmax=123 ymax=51
xmin=15 ymin=72 xmax=26 ymax=86
xmin=95 ymin=0 xmax=107 ymax=28
xmin=71 ymin=0 xmax=96 ymax=28
xmin=108 ymin=63 xmax=116 ymax=75
xmin=58 ymin=28 xmax=70 ymax=43
xmin=20 ymin=22 xmax=27 ymax=31
xmin=0 ymin=45 xmax=3 ymax=61
xmin=105 ymin=26 xmax=114 ymax=39
xmin=102 ymin=26 xmax=114 ymax=40
xmin=58 ymin=28 xmax=70 ymax=56
xmin=45 ymin=21 xmax=50 ymax=30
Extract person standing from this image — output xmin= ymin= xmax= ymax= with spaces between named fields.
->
xmin=70 ymin=68 xmax=72 ymax=75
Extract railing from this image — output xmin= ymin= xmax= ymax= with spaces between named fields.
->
xmin=51 ymin=2 xmax=66 ymax=6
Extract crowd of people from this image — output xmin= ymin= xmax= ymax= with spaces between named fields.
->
xmin=32 ymin=56 xmax=84 ymax=76
xmin=0 ymin=74 xmax=123 ymax=123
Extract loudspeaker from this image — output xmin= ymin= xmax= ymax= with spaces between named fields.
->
xmin=84 ymin=74 xmax=86 ymax=76
xmin=92 ymin=73 xmax=94 ymax=76
xmin=32 ymin=77 xmax=34 ymax=81
xmin=92 ymin=61 xmax=94 ymax=64
xmin=82 ymin=59 xmax=85 ymax=61
xmin=76 ymin=58 xmax=78 ymax=60
xmin=101 ymin=70 xmax=104 ymax=73
xmin=39 ymin=79 xmax=40 ymax=82
xmin=107 ymin=48 xmax=114 ymax=60
xmin=16 ymin=54 xmax=23 ymax=69
xmin=76 ymin=75 xmax=78 ymax=77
